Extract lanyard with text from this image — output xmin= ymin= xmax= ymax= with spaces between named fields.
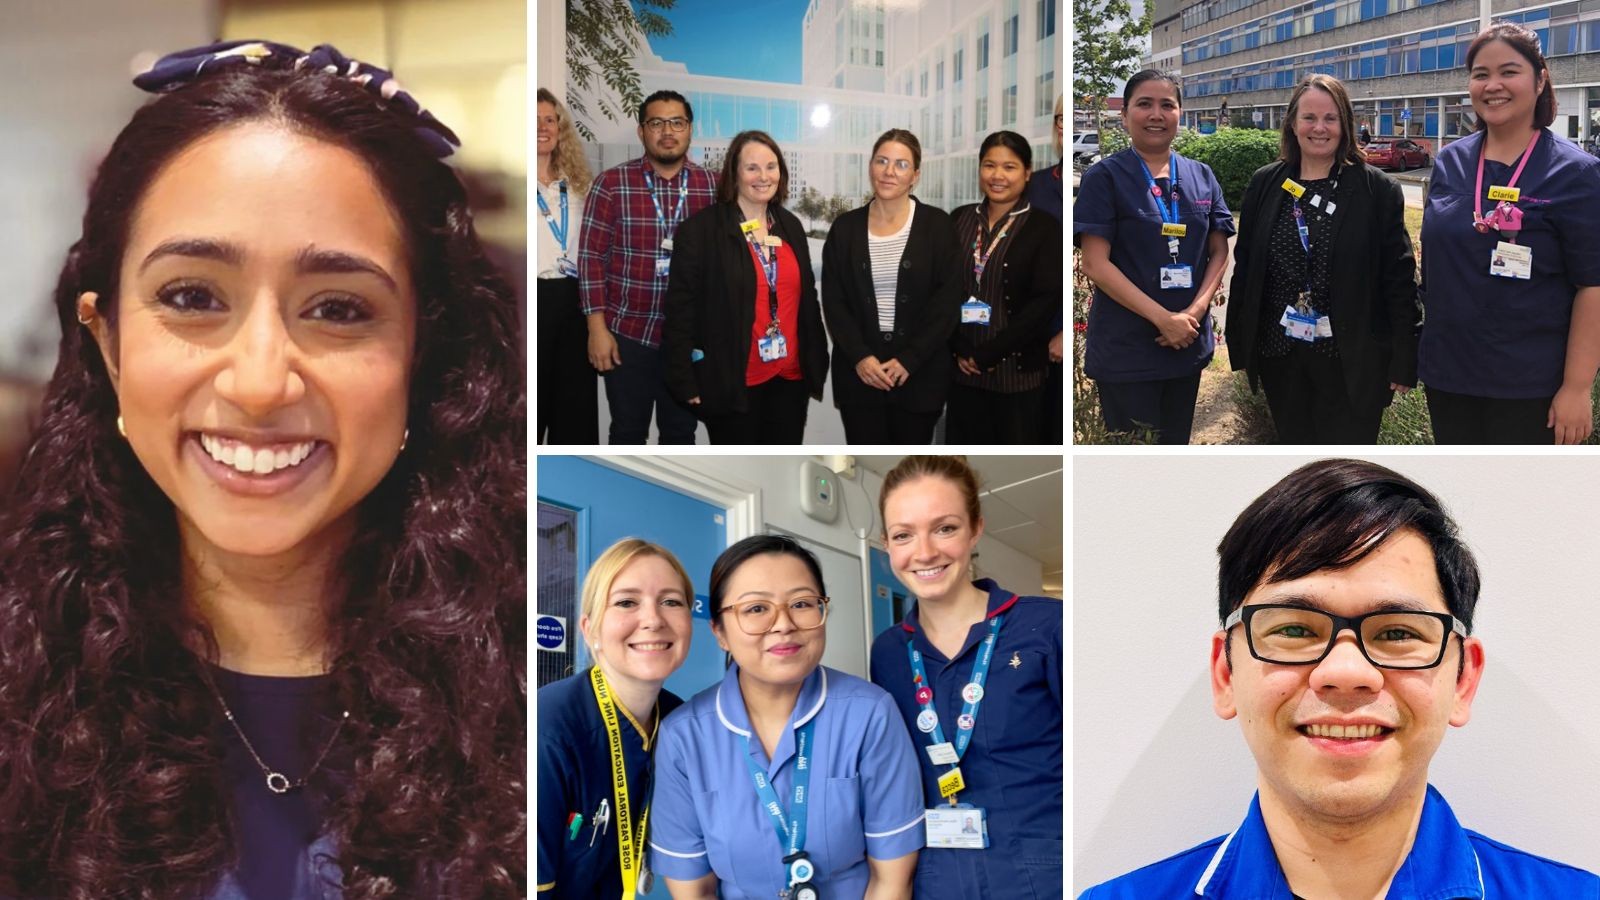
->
xmin=970 ymin=209 xmax=1019 ymax=285
xmin=745 ymin=718 xmax=819 ymax=891
xmin=1473 ymin=129 xmax=1539 ymax=243
xmin=741 ymin=215 xmax=782 ymax=332
xmin=907 ymin=612 xmax=1004 ymax=804
xmin=591 ymin=666 xmax=654 ymax=900
xmin=1138 ymin=152 xmax=1186 ymax=260
xmin=1284 ymin=166 xmax=1338 ymax=314
xmin=536 ymin=180 xmax=569 ymax=251
xmin=643 ymin=167 xmax=689 ymax=243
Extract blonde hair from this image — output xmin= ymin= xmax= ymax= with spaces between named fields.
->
xmin=579 ymin=538 xmax=694 ymax=639
xmin=537 ymin=87 xmax=594 ymax=196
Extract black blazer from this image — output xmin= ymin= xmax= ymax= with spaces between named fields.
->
xmin=948 ymin=205 xmax=1064 ymax=374
xmin=662 ymin=202 xmax=828 ymax=416
xmin=1227 ymin=160 xmax=1420 ymax=402
xmin=821 ymin=198 xmax=964 ymax=412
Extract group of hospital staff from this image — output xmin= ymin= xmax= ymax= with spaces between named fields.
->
xmin=536 ymin=456 xmax=1063 ymax=899
xmin=1075 ymin=21 xmax=1600 ymax=445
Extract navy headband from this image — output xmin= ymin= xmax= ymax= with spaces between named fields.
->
xmin=133 ymin=40 xmax=461 ymax=159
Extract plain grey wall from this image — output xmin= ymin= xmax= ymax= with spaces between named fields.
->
xmin=1073 ymin=454 xmax=1600 ymax=893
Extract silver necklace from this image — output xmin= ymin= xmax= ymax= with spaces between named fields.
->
xmin=203 ymin=672 xmax=350 ymax=795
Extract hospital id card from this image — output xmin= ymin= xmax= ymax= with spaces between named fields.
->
xmin=655 ymin=256 xmax=671 ymax=278
xmin=1159 ymin=264 xmax=1193 ymax=290
xmin=757 ymin=334 xmax=789 ymax=362
xmin=1489 ymin=241 xmax=1532 ymax=280
xmin=961 ymin=298 xmax=992 ymax=324
xmin=1279 ymin=305 xmax=1321 ymax=342
xmin=925 ymin=806 xmax=989 ymax=850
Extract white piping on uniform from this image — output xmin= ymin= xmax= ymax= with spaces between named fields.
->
xmin=864 ymin=812 xmax=926 ymax=838
xmin=794 ymin=668 xmax=828 ymax=728
xmin=1193 ymin=827 xmax=1239 ymax=895
xmin=1474 ymin=847 xmax=1484 ymax=896
xmin=715 ymin=679 xmax=752 ymax=738
xmin=649 ymin=841 xmax=709 ymax=859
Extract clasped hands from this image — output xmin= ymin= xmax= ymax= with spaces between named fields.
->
xmin=856 ymin=355 xmax=910 ymax=390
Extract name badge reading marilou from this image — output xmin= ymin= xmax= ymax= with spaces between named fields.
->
xmin=1487 ymin=185 xmax=1521 ymax=203
xmin=1160 ymin=223 xmax=1187 ymax=238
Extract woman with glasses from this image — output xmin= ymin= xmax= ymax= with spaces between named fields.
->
xmin=662 ymin=130 xmax=828 ymax=443
xmin=947 ymin=131 xmax=1064 ymax=444
xmin=537 ymin=87 xmax=599 ymax=444
xmin=537 ymin=539 xmax=696 ymax=899
xmin=650 ymin=534 xmax=924 ymax=899
xmin=821 ymin=129 xmax=964 ymax=444
xmin=869 ymin=456 xmax=1063 ymax=900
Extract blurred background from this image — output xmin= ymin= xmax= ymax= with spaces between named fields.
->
xmin=0 ymin=0 xmax=526 ymax=497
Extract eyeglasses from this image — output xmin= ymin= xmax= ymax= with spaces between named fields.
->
xmin=1224 ymin=603 xmax=1467 ymax=670
xmin=720 ymin=596 xmax=830 ymax=635
xmin=644 ymin=117 xmax=690 ymax=133
xmin=871 ymin=156 xmax=914 ymax=172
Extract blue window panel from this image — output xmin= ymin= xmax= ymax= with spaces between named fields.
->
xmin=1437 ymin=43 xmax=1454 ymax=68
xmin=1421 ymin=46 xmax=1436 ymax=70
xmin=1425 ymin=113 xmax=1438 ymax=135
xmin=1586 ymin=20 xmax=1600 ymax=52
xmin=1360 ymin=0 xmax=1374 ymax=19
xmin=1360 ymin=56 xmax=1374 ymax=78
xmin=1379 ymin=114 xmax=1393 ymax=135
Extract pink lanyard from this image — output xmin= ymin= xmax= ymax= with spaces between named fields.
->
xmin=1473 ymin=130 xmax=1539 ymax=228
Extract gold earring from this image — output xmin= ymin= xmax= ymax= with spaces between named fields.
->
xmin=116 ymin=415 xmax=126 ymax=438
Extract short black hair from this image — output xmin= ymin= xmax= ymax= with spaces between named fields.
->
xmin=639 ymin=89 xmax=694 ymax=124
xmin=1122 ymin=69 xmax=1184 ymax=109
xmin=708 ymin=534 xmax=827 ymax=620
xmin=1217 ymin=459 xmax=1480 ymax=631
xmin=979 ymin=130 xmax=1032 ymax=170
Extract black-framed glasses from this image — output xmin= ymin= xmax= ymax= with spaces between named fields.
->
xmin=1224 ymin=603 xmax=1467 ymax=670
xmin=644 ymin=116 xmax=690 ymax=133
xmin=720 ymin=596 xmax=829 ymax=635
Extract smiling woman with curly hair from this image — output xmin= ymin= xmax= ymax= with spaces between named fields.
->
xmin=0 ymin=41 xmax=525 ymax=899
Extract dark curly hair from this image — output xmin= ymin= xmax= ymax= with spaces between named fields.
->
xmin=0 ymin=65 xmax=526 ymax=898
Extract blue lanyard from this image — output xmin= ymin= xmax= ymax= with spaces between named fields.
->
xmin=745 ymin=217 xmax=780 ymax=312
xmin=535 ymin=180 xmax=569 ymax=251
xmin=1290 ymin=167 xmax=1337 ymax=302
xmin=1136 ymin=153 xmax=1180 ymax=224
xmin=907 ymin=613 xmax=1003 ymax=761
xmin=745 ymin=718 xmax=817 ymax=862
xmin=642 ymin=168 xmax=688 ymax=241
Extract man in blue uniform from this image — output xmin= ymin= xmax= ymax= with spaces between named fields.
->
xmin=1083 ymin=459 xmax=1600 ymax=899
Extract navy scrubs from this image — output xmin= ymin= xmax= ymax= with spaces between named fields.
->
xmin=1420 ymin=130 xmax=1600 ymax=400
xmin=1073 ymin=149 xmax=1235 ymax=384
xmin=869 ymin=579 xmax=1064 ymax=900
xmin=536 ymin=668 xmax=683 ymax=898
xmin=1080 ymin=784 xmax=1600 ymax=898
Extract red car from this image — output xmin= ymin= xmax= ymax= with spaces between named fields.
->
xmin=1364 ymin=139 xmax=1430 ymax=171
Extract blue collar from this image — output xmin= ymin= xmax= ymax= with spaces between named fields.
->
xmin=900 ymin=578 xmax=1020 ymax=656
xmin=1196 ymin=785 xmax=1484 ymax=899
xmin=714 ymin=663 xmax=828 ymax=778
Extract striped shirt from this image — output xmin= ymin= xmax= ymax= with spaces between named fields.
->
xmin=867 ymin=199 xmax=916 ymax=332
xmin=576 ymin=156 xmax=718 ymax=348
xmin=953 ymin=202 xmax=1042 ymax=394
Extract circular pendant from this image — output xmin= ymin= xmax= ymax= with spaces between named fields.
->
xmin=265 ymin=771 xmax=292 ymax=794
xmin=789 ymin=857 xmax=816 ymax=883
xmin=915 ymin=686 xmax=933 ymax=705
xmin=793 ymin=884 xmax=819 ymax=900
xmin=1473 ymin=219 xmax=1491 ymax=234
xmin=1151 ymin=185 xmax=1163 ymax=197
xmin=962 ymin=682 xmax=985 ymax=704
xmin=916 ymin=709 xmax=939 ymax=732
xmin=957 ymin=713 xmax=976 ymax=731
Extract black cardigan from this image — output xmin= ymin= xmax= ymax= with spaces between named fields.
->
xmin=662 ymin=202 xmax=828 ymax=416
xmin=1226 ymin=160 xmax=1420 ymax=401
xmin=820 ymin=198 xmax=965 ymax=412
xmin=948 ymin=204 xmax=1064 ymax=375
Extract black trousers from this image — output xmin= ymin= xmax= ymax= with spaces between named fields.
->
xmin=602 ymin=335 xmax=699 ymax=444
xmin=1256 ymin=348 xmax=1387 ymax=444
xmin=536 ymin=277 xmax=600 ymax=445
xmin=839 ymin=404 xmax=942 ymax=444
xmin=1096 ymin=374 xmax=1202 ymax=445
xmin=1425 ymin=386 xmax=1555 ymax=444
xmin=702 ymin=376 xmax=810 ymax=444
xmin=946 ymin=383 xmax=1044 ymax=444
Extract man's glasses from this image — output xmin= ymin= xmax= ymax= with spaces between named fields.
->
xmin=644 ymin=117 xmax=690 ymax=133
xmin=721 ymin=596 xmax=829 ymax=635
xmin=871 ymin=156 xmax=914 ymax=172
xmin=1225 ymin=604 xmax=1466 ymax=670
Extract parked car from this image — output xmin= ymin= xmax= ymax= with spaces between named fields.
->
xmin=1364 ymin=139 xmax=1430 ymax=172
xmin=1072 ymin=131 xmax=1101 ymax=162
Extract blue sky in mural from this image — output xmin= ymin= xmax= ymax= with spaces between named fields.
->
xmin=638 ymin=0 xmax=812 ymax=83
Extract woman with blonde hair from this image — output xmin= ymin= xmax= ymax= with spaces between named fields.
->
xmin=537 ymin=87 xmax=599 ymax=443
xmin=537 ymin=538 xmax=696 ymax=898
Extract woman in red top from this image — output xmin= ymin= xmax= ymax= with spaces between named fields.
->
xmin=663 ymin=131 xmax=828 ymax=443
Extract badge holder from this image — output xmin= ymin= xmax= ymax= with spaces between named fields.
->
xmin=925 ymin=805 xmax=990 ymax=850
xmin=557 ymin=255 xmax=578 ymax=278
xmin=783 ymin=852 xmax=818 ymax=900
xmin=1158 ymin=237 xmax=1192 ymax=290
xmin=961 ymin=297 xmax=992 ymax=324
xmin=758 ymin=321 xmax=789 ymax=362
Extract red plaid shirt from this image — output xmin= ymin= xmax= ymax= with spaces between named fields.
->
xmin=577 ymin=156 xmax=718 ymax=348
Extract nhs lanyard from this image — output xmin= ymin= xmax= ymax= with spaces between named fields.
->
xmin=907 ymin=614 xmax=1003 ymax=761
xmin=745 ymin=718 xmax=817 ymax=860
xmin=643 ymin=168 xmax=688 ymax=240
xmin=1137 ymin=152 xmax=1181 ymax=225
xmin=1290 ymin=167 xmax=1337 ymax=303
xmin=971 ymin=210 xmax=1018 ymax=282
xmin=744 ymin=217 xmax=780 ymax=298
xmin=536 ymin=180 xmax=569 ymax=251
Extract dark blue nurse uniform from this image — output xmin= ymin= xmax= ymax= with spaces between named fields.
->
xmin=1420 ymin=129 xmax=1600 ymax=399
xmin=536 ymin=668 xmax=683 ymax=898
xmin=1072 ymin=148 xmax=1236 ymax=383
xmin=869 ymin=579 xmax=1064 ymax=900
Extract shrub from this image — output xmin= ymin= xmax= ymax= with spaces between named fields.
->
xmin=1177 ymin=127 xmax=1281 ymax=210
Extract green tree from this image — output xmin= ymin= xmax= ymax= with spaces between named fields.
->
xmin=565 ymin=0 xmax=676 ymax=142
xmin=1072 ymin=0 xmax=1150 ymax=148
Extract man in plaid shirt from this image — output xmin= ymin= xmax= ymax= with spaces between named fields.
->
xmin=578 ymin=90 xmax=718 ymax=444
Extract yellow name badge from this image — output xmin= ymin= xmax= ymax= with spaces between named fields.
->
xmin=937 ymin=767 xmax=966 ymax=799
xmin=1160 ymin=223 xmax=1187 ymax=238
xmin=1281 ymin=178 xmax=1306 ymax=198
xmin=739 ymin=218 xmax=761 ymax=234
xmin=1487 ymin=185 xmax=1521 ymax=203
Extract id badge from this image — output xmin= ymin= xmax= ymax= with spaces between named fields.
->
xmin=925 ymin=805 xmax=989 ymax=850
xmin=1314 ymin=315 xmax=1333 ymax=339
xmin=1159 ymin=264 xmax=1193 ymax=290
xmin=1160 ymin=222 xmax=1187 ymax=238
xmin=557 ymin=256 xmax=578 ymax=278
xmin=1279 ymin=305 xmax=1318 ymax=342
xmin=758 ymin=334 xmax=789 ymax=361
xmin=655 ymin=256 xmax=671 ymax=278
xmin=925 ymin=742 xmax=959 ymax=765
xmin=1489 ymin=241 xmax=1532 ymax=280
xmin=961 ymin=298 xmax=992 ymax=324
